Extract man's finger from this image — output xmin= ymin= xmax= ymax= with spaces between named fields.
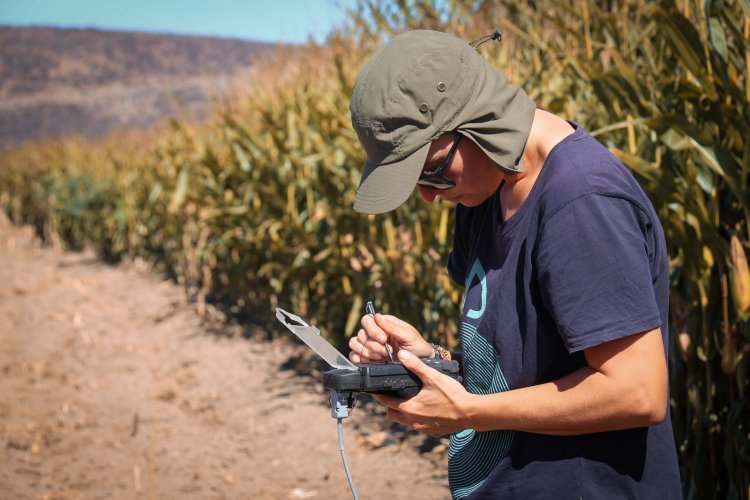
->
xmin=361 ymin=315 xmax=387 ymax=343
xmin=397 ymin=349 xmax=431 ymax=381
xmin=371 ymin=392 xmax=404 ymax=409
xmin=374 ymin=314 xmax=413 ymax=343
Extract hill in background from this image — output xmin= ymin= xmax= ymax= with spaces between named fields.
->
xmin=0 ymin=26 xmax=277 ymax=149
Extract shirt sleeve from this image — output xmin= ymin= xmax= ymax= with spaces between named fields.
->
xmin=536 ymin=193 xmax=662 ymax=353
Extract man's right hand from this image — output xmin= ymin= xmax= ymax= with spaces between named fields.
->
xmin=348 ymin=313 xmax=434 ymax=364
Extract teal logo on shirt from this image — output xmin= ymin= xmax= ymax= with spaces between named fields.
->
xmin=449 ymin=258 xmax=513 ymax=499
xmin=463 ymin=259 xmax=487 ymax=319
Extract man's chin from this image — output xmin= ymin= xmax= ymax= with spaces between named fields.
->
xmin=458 ymin=197 xmax=487 ymax=208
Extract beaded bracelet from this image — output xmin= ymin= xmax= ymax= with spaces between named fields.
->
xmin=430 ymin=343 xmax=451 ymax=361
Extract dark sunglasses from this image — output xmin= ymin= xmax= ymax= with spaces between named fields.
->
xmin=417 ymin=133 xmax=462 ymax=190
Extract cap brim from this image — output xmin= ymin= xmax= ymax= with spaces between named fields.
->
xmin=353 ymin=142 xmax=431 ymax=214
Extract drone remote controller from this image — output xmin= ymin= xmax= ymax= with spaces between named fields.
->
xmin=275 ymin=307 xmax=462 ymax=398
xmin=323 ymin=358 xmax=461 ymax=398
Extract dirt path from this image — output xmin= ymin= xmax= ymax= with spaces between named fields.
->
xmin=0 ymin=214 xmax=450 ymax=499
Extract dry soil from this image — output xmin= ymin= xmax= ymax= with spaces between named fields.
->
xmin=0 ymin=213 xmax=450 ymax=499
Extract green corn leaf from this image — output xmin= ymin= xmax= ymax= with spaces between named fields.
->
xmin=232 ymin=143 xmax=252 ymax=173
xmin=708 ymin=17 xmax=728 ymax=62
xmin=168 ymin=165 xmax=189 ymax=213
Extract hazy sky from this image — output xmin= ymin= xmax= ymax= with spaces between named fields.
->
xmin=0 ymin=0 xmax=356 ymax=44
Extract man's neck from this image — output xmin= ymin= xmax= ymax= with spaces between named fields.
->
xmin=499 ymin=109 xmax=574 ymax=221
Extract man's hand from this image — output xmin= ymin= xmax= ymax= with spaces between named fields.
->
xmin=348 ymin=314 xmax=433 ymax=363
xmin=372 ymin=350 xmax=472 ymax=437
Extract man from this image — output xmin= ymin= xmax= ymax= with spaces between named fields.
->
xmin=347 ymin=30 xmax=682 ymax=498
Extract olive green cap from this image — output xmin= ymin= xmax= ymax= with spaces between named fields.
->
xmin=349 ymin=29 xmax=536 ymax=214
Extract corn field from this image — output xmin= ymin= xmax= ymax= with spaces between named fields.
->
xmin=1 ymin=0 xmax=748 ymax=498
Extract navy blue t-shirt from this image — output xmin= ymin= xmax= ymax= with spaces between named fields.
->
xmin=446 ymin=124 xmax=681 ymax=499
